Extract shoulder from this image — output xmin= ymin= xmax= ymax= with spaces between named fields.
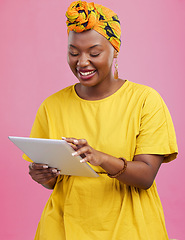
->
xmin=41 ymin=85 xmax=75 ymax=107
xmin=35 ymin=85 xmax=75 ymax=117
xmin=125 ymin=81 xmax=163 ymax=106
xmin=126 ymin=81 xmax=159 ymax=96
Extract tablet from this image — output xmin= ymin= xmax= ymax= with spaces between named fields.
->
xmin=9 ymin=136 xmax=99 ymax=178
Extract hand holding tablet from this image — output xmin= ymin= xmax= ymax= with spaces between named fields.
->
xmin=9 ymin=136 xmax=99 ymax=178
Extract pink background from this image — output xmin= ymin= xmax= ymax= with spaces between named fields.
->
xmin=0 ymin=0 xmax=184 ymax=239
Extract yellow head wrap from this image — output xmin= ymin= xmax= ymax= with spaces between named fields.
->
xmin=66 ymin=1 xmax=121 ymax=52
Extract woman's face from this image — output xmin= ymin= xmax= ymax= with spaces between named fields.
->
xmin=67 ymin=30 xmax=116 ymax=88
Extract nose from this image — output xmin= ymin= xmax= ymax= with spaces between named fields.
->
xmin=77 ymin=53 xmax=89 ymax=68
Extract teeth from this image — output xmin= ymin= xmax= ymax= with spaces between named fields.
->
xmin=80 ymin=70 xmax=95 ymax=76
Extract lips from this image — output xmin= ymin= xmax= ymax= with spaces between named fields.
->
xmin=77 ymin=69 xmax=96 ymax=80
xmin=80 ymin=70 xmax=95 ymax=76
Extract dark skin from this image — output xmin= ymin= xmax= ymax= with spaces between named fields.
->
xmin=29 ymin=30 xmax=164 ymax=190
xmin=29 ymin=163 xmax=60 ymax=189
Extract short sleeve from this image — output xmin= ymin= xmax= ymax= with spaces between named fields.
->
xmin=135 ymin=89 xmax=178 ymax=163
xmin=22 ymin=102 xmax=50 ymax=162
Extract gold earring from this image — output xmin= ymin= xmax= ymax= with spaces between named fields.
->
xmin=114 ymin=58 xmax=118 ymax=79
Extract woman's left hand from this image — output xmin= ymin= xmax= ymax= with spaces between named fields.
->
xmin=63 ymin=137 xmax=105 ymax=166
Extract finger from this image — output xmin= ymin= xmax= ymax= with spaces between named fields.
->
xmin=29 ymin=165 xmax=60 ymax=178
xmin=79 ymin=154 xmax=94 ymax=163
xmin=29 ymin=169 xmax=60 ymax=184
xmin=30 ymin=163 xmax=49 ymax=170
xmin=75 ymin=139 xmax=88 ymax=146
xmin=72 ymin=145 xmax=91 ymax=157
xmin=63 ymin=138 xmax=80 ymax=147
xmin=68 ymin=143 xmax=78 ymax=151
xmin=63 ymin=137 xmax=88 ymax=146
xmin=80 ymin=157 xmax=88 ymax=163
xmin=50 ymin=168 xmax=61 ymax=175
xmin=33 ymin=168 xmax=60 ymax=176
xmin=34 ymin=170 xmax=60 ymax=179
xmin=63 ymin=137 xmax=77 ymax=143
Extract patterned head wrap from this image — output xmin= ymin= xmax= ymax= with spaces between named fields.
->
xmin=66 ymin=1 xmax=121 ymax=52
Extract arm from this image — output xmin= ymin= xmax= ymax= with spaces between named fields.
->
xmin=100 ymin=153 xmax=163 ymax=189
xmin=64 ymin=138 xmax=163 ymax=190
xmin=29 ymin=163 xmax=60 ymax=189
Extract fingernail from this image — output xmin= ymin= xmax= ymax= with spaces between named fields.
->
xmin=72 ymin=152 xmax=78 ymax=156
xmin=58 ymin=171 xmax=61 ymax=174
xmin=52 ymin=169 xmax=57 ymax=173
xmin=43 ymin=165 xmax=48 ymax=169
xmin=73 ymin=140 xmax=78 ymax=144
xmin=80 ymin=159 xmax=85 ymax=163
xmin=62 ymin=137 xmax=66 ymax=140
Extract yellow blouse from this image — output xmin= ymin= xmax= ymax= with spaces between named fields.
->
xmin=23 ymin=80 xmax=178 ymax=240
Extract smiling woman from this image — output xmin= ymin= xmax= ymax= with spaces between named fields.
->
xmin=67 ymin=30 xmax=122 ymax=99
xmin=22 ymin=1 xmax=178 ymax=240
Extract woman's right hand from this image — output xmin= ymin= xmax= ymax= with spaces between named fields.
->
xmin=29 ymin=163 xmax=60 ymax=189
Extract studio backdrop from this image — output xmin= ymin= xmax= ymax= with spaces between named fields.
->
xmin=0 ymin=0 xmax=184 ymax=239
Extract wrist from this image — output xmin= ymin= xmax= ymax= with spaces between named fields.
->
xmin=107 ymin=158 xmax=127 ymax=178
xmin=99 ymin=155 xmax=127 ymax=177
xmin=99 ymin=152 xmax=110 ymax=168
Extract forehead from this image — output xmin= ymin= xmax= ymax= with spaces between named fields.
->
xmin=68 ymin=30 xmax=112 ymax=49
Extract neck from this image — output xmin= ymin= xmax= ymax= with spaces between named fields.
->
xmin=75 ymin=78 xmax=125 ymax=101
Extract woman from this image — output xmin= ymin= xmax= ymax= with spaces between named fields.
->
xmin=24 ymin=1 xmax=178 ymax=239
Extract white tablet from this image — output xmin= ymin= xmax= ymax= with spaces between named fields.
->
xmin=9 ymin=136 xmax=99 ymax=178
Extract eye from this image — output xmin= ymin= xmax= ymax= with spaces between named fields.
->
xmin=90 ymin=53 xmax=100 ymax=57
xmin=69 ymin=52 xmax=79 ymax=57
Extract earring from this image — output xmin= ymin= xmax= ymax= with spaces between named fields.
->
xmin=114 ymin=58 xmax=118 ymax=79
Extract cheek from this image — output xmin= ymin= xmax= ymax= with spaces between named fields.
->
xmin=98 ymin=51 xmax=114 ymax=68
xmin=67 ymin=56 xmax=76 ymax=70
xmin=99 ymin=58 xmax=114 ymax=71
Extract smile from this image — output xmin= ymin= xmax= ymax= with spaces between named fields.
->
xmin=79 ymin=70 xmax=96 ymax=76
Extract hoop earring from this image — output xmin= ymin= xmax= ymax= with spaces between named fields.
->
xmin=114 ymin=58 xmax=118 ymax=79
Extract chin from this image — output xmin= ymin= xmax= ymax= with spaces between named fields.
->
xmin=77 ymin=78 xmax=98 ymax=87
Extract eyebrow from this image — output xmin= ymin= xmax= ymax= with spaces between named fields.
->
xmin=90 ymin=44 xmax=102 ymax=49
xmin=69 ymin=44 xmax=102 ymax=49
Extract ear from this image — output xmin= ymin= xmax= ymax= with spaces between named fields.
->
xmin=114 ymin=49 xmax=118 ymax=58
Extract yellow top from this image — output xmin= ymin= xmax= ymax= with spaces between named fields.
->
xmin=23 ymin=80 xmax=178 ymax=240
